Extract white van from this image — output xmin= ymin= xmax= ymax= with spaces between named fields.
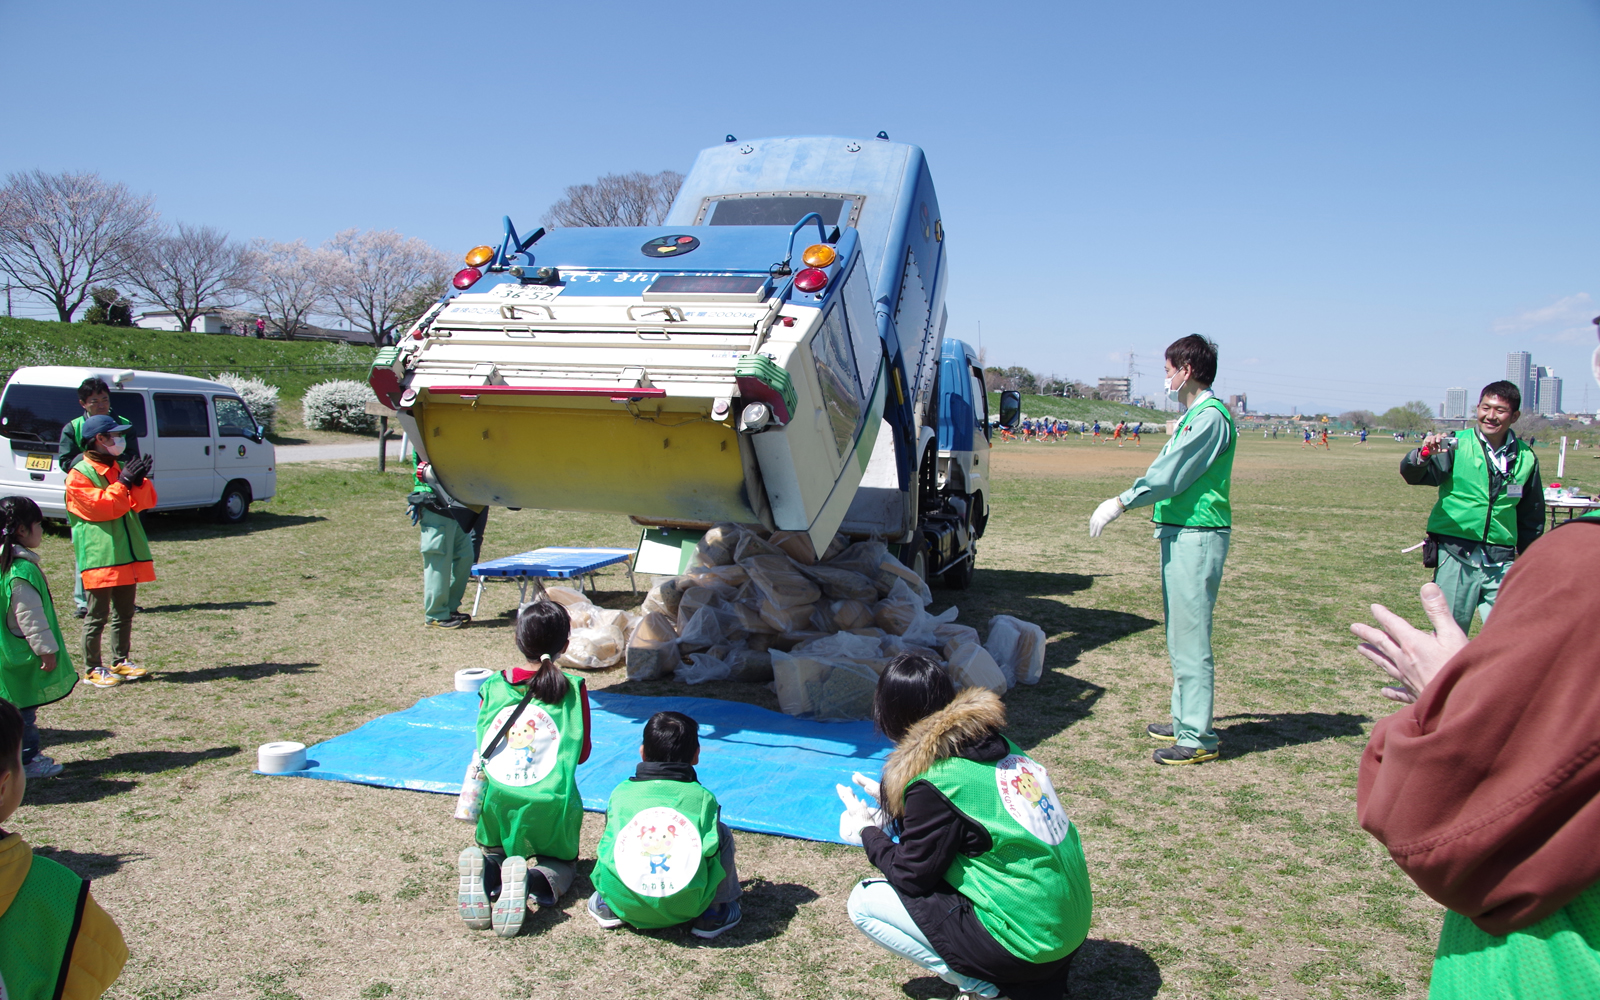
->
xmin=0 ymin=366 xmax=276 ymax=523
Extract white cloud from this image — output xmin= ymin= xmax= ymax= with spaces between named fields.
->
xmin=1492 ymin=293 xmax=1594 ymax=343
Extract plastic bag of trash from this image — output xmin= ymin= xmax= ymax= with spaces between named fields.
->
xmin=821 ymin=532 xmax=850 ymax=562
xmin=592 ymin=606 xmax=630 ymax=631
xmin=759 ymin=598 xmax=818 ymax=634
xmin=745 ymin=554 xmax=821 ymax=609
xmin=676 ymin=651 xmax=733 ymax=685
xmin=559 ymin=625 xmax=626 ymax=670
xmin=826 ymin=540 xmax=889 ymax=579
xmin=947 ymin=642 xmax=1007 ymax=695
xmin=769 ymin=630 xmax=828 ymax=652
xmin=769 ymin=530 xmax=818 ymax=565
xmin=677 ymin=583 xmax=739 ymax=623
xmin=793 ymin=630 xmax=883 ymax=661
xmin=903 ymin=605 xmax=960 ymax=651
xmin=542 ymin=587 xmax=595 ymax=629
xmin=873 ymin=579 xmax=923 ymax=636
xmin=625 ymin=611 xmax=679 ymax=681
xmin=687 ymin=564 xmax=749 ymax=589
xmin=716 ymin=643 xmax=774 ymax=682
xmin=986 ymin=615 xmax=1047 ymax=686
xmin=799 ymin=564 xmax=880 ymax=602
xmin=642 ymin=578 xmax=686 ymax=620
xmin=733 ymin=602 xmax=778 ymax=635
xmin=679 ymin=604 xmax=745 ymax=652
xmin=692 ymin=523 xmax=743 ymax=567
xmin=817 ymin=660 xmax=880 ymax=719
xmin=733 ymin=532 xmax=786 ymax=563
xmin=876 ymin=558 xmax=933 ymax=606
xmin=771 ymin=651 xmax=879 ymax=719
xmin=828 ymin=599 xmax=875 ymax=631
xmin=934 ymin=623 xmax=981 ymax=660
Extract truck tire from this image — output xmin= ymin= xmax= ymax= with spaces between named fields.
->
xmin=214 ymin=479 xmax=252 ymax=524
xmin=941 ymin=547 xmax=975 ymax=590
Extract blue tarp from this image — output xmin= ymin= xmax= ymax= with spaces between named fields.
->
xmin=271 ymin=690 xmax=892 ymax=845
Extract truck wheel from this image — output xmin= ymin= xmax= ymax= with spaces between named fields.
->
xmin=941 ymin=549 xmax=975 ymax=590
xmin=214 ymin=480 xmax=252 ymax=524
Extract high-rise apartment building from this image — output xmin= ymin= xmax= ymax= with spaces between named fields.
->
xmin=1537 ymin=372 xmax=1562 ymax=416
xmin=1444 ymin=387 xmax=1468 ymax=419
xmin=1506 ymin=351 xmax=1533 ymax=406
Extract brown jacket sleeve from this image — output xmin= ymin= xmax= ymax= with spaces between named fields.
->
xmin=1357 ymin=520 xmax=1600 ymax=936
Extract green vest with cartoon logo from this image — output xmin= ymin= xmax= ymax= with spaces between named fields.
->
xmin=595 ymin=776 xmax=724 ymax=928
xmin=918 ymin=738 xmax=1092 ymax=963
xmin=473 ymin=671 xmax=585 ymax=860
xmin=0 ymin=556 xmax=76 ymax=709
xmin=1426 ymin=429 xmax=1537 ymax=548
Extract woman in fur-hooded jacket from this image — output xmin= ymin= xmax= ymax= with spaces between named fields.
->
xmin=843 ymin=653 xmax=1092 ymax=1000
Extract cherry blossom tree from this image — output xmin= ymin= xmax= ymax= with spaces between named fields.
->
xmin=323 ymin=229 xmax=450 ymax=345
xmin=127 ymin=223 xmax=252 ymax=332
xmin=249 ymin=239 xmax=334 ymax=340
xmin=0 ymin=170 xmax=158 ymax=321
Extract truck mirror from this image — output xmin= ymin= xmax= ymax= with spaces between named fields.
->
xmin=999 ymin=391 xmax=1021 ymax=428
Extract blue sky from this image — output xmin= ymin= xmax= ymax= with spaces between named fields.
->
xmin=4 ymin=1 xmax=1598 ymax=414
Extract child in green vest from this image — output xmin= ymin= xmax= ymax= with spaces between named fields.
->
xmin=57 ymin=378 xmax=137 ymax=620
xmin=0 ymin=697 xmax=128 ymax=997
xmin=457 ymin=600 xmax=591 ymax=937
xmin=0 ymin=497 xmax=78 ymax=780
xmin=588 ymin=711 xmax=743 ymax=939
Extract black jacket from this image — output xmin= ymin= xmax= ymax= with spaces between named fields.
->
xmin=862 ymin=730 xmax=1076 ymax=1000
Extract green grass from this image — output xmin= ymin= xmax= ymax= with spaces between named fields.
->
xmin=0 ymin=316 xmax=374 ymax=398
xmin=989 ymin=391 xmax=1171 ymax=424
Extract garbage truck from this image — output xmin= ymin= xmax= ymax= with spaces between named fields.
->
xmin=369 ymin=134 xmax=1017 ymax=587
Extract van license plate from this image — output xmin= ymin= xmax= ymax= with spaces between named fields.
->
xmin=25 ymin=454 xmax=53 ymax=471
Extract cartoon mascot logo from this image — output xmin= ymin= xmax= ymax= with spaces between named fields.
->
xmin=995 ymin=754 xmax=1071 ymax=845
xmin=615 ymin=806 xmax=704 ymax=898
xmin=481 ymin=705 xmax=560 ymax=787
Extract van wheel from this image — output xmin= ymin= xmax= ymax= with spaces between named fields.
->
xmin=214 ymin=480 xmax=252 ymax=524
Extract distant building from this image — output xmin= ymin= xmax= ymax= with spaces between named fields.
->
xmin=1097 ymin=376 xmax=1130 ymax=402
xmin=1444 ymin=387 xmax=1468 ymax=420
xmin=1226 ymin=393 xmax=1248 ymax=416
xmin=135 ymin=309 xmax=225 ymax=333
xmin=1506 ymin=351 xmax=1533 ymax=406
xmin=1537 ymin=373 xmax=1562 ymax=416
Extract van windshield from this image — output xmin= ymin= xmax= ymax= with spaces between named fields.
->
xmin=0 ymin=386 xmax=149 ymax=444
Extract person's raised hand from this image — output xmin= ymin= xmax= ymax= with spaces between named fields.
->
xmin=836 ymin=784 xmax=879 ymax=847
xmin=1089 ymin=497 xmax=1124 ymax=537
xmin=851 ymin=771 xmax=882 ymax=804
xmin=117 ymin=456 xmax=145 ymax=488
xmin=1351 ymin=582 xmax=1468 ymax=704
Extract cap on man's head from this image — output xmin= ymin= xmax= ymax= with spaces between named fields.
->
xmin=80 ymin=414 xmax=127 ymax=440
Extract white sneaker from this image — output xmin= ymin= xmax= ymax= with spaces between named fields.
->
xmin=24 ymin=756 xmax=64 ymax=779
xmin=457 ymin=846 xmax=491 ymax=929
xmin=492 ymin=856 xmax=528 ymax=937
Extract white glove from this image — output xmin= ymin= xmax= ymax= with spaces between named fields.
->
xmin=851 ymin=771 xmax=882 ymax=803
xmin=836 ymin=784 xmax=882 ymax=847
xmin=1089 ymin=497 xmax=1125 ymax=537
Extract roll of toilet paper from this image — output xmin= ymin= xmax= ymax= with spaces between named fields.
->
xmin=258 ymin=741 xmax=307 ymax=774
xmin=455 ymin=667 xmax=494 ymax=693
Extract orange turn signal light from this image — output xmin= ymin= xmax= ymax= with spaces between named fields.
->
xmin=464 ymin=245 xmax=495 ymax=267
xmin=801 ymin=244 xmax=836 ymax=268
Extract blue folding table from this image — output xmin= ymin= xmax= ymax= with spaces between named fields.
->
xmin=469 ymin=547 xmax=637 ymax=616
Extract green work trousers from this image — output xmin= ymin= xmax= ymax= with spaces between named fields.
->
xmin=419 ymin=506 xmax=473 ymax=622
xmin=1158 ymin=526 xmax=1230 ymax=752
xmin=1433 ymin=547 xmax=1509 ymax=634
xmin=83 ymin=583 xmax=137 ymax=671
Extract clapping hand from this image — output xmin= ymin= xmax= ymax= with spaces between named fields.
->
xmin=1351 ymin=582 xmax=1469 ymax=704
xmin=117 ymin=454 xmax=153 ymax=488
xmin=836 ymin=784 xmax=883 ymax=847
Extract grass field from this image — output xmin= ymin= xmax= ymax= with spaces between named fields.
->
xmin=12 ymin=432 xmax=1593 ymax=999
xmin=988 ymin=392 xmax=1171 ymax=425
xmin=0 ymin=317 xmax=375 ymax=399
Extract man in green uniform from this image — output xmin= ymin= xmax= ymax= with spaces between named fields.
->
xmin=1089 ymin=335 xmax=1234 ymax=765
xmin=58 ymin=377 xmax=138 ymax=619
xmin=1400 ymin=380 xmax=1542 ymax=633
xmin=407 ymin=456 xmax=487 ymax=629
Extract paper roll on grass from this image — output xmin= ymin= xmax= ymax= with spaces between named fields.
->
xmin=455 ymin=667 xmax=494 ymax=693
xmin=258 ymin=741 xmax=307 ymax=774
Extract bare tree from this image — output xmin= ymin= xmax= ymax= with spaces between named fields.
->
xmin=127 ymin=223 xmax=252 ymax=332
xmin=250 ymin=239 xmax=333 ymax=340
xmin=324 ymin=229 xmax=451 ymax=345
xmin=545 ymin=170 xmax=684 ymax=227
xmin=0 ymin=170 xmax=158 ymax=322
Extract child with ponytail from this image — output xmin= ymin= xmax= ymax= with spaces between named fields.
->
xmin=457 ymin=599 xmax=591 ymax=937
xmin=0 ymin=497 xmax=77 ymax=780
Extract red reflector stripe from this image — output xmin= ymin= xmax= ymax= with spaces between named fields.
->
xmin=423 ymin=385 xmax=668 ymax=398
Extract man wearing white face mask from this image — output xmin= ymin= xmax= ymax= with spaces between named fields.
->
xmin=1088 ymin=335 xmax=1234 ymax=765
xmin=64 ymin=415 xmax=158 ymax=688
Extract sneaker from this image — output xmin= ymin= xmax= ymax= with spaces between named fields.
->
xmin=690 ymin=900 xmax=742 ymax=940
xmin=85 ymin=666 xmax=122 ymax=688
xmin=74 ymin=606 xmax=87 ymax=619
xmin=588 ymin=891 xmax=624 ymax=929
xmin=457 ymin=846 xmax=491 ymax=929
xmin=1154 ymin=744 xmax=1220 ymax=766
xmin=425 ymin=617 xmax=464 ymax=630
xmin=110 ymin=659 xmax=148 ymax=679
xmin=1146 ymin=722 xmax=1177 ymax=742
xmin=448 ymin=611 xmax=472 ymax=625
xmin=492 ymin=856 xmax=528 ymax=937
xmin=24 ymin=756 xmax=64 ymax=779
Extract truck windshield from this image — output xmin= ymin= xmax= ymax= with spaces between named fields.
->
xmin=0 ymin=386 xmax=148 ymax=443
xmin=708 ymin=196 xmax=847 ymax=227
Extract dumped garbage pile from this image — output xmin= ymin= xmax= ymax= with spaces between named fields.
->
xmin=627 ymin=523 xmax=1047 ymax=720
